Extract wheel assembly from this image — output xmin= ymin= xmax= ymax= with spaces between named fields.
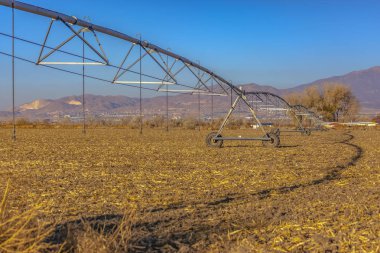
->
xmin=270 ymin=128 xmax=280 ymax=137
xmin=262 ymin=133 xmax=280 ymax=148
xmin=205 ymin=132 xmax=223 ymax=148
xmin=302 ymin=129 xmax=311 ymax=136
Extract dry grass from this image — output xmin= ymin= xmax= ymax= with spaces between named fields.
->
xmin=1 ymin=179 xmax=136 ymax=253
xmin=0 ymin=128 xmax=379 ymax=252
xmin=63 ymin=207 xmax=136 ymax=253
xmin=0 ymin=181 xmax=57 ymax=252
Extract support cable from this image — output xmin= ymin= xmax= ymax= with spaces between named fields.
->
xmin=139 ymin=36 xmax=142 ymax=135
xmin=0 ymin=32 xmax=167 ymax=84
xmin=197 ymin=61 xmax=201 ymax=131
xmin=82 ymin=31 xmax=86 ymax=134
xmin=0 ymin=32 xmax=222 ymax=93
xmin=166 ymin=52 xmax=169 ymax=132
xmin=198 ymin=92 xmax=201 ymax=131
xmin=211 ymin=79 xmax=214 ymax=126
xmin=12 ymin=0 xmax=16 ymax=141
xmin=0 ymin=51 xmax=196 ymax=94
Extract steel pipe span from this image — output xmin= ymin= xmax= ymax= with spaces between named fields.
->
xmin=0 ymin=0 xmax=242 ymax=94
xmin=292 ymin=104 xmax=318 ymax=117
xmin=246 ymin=92 xmax=323 ymax=121
xmin=245 ymin=91 xmax=292 ymax=108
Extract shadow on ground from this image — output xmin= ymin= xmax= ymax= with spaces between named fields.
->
xmin=46 ymin=132 xmax=362 ymax=252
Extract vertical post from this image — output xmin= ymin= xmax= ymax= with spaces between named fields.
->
xmin=139 ymin=35 xmax=142 ymax=135
xmin=166 ymin=84 xmax=169 ymax=131
xmin=12 ymin=0 xmax=16 ymax=141
xmin=211 ymin=79 xmax=214 ymax=127
xmin=198 ymin=91 xmax=201 ymax=131
xmin=166 ymin=52 xmax=169 ymax=132
xmin=197 ymin=60 xmax=201 ymax=131
xmin=82 ymin=31 xmax=86 ymax=134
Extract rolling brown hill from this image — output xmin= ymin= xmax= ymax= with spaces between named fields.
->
xmin=286 ymin=66 xmax=380 ymax=110
xmin=1 ymin=66 xmax=379 ymax=120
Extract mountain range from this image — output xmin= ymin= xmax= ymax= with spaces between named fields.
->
xmin=1 ymin=66 xmax=380 ymax=120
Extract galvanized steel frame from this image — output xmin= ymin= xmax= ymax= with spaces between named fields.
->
xmin=0 ymin=0 xmax=236 ymax=95
xmin=0 ymin=0 xmax=323 ymax=144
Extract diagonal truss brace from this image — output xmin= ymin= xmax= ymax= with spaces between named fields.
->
xmin=216 ymin=92 xmax=267 ymax=137
xmin=141 ymin=46 xmax=177 ymax=84
xmin=248 ymin=93 xmax=306 ymax=131
xmin=193 ymin=72 xmax=213 ymax=93
xmin=113 ymin=44 xmax=177 ymax=85
xmin=157 ymin=58 xmax=178 ymax=90
xmin=37 ymin=18 xmax=109 ymax=65
xmin=182 ymin=61 xmax=211 ymax=92
xmin=112 ymin=43 xmax=136 ymax=82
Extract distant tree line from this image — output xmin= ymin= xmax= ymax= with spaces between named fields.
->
xmin=285 ymin=83 xmax=360 ymax=122
xmin=0 ymin=116 xmax=256 ymax=130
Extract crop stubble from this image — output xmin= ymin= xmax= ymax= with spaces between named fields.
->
xmin=0 ymin=128 xmax=379 ymax=252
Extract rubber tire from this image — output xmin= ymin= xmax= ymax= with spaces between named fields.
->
xmin=270 ymin=128 xmax=281 ymax=137
xmin=262 ymin=133 xmax=280 ymax=148
xmin=205 ymin=132 xmax=223 ymax=148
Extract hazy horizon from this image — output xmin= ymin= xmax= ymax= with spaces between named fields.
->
xmin=1 ymin=0 xmax=380 ymax=110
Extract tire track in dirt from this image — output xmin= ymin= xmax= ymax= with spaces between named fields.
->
xmin=140 ymin=131 xmax=362 ymax=211
xmin=210 ymin=131 xmax=362 ymax=201
xmin=48 ymin=131 xmax=363 ymax=251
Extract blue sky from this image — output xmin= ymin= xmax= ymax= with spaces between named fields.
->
xmin=1 ymin=0 xmax=380 ymax=109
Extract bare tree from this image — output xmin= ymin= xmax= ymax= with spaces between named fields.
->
xmin=286 ymin=83 xmax=359 ymax=122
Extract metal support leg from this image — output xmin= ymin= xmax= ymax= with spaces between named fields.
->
xmin=295 ymin=113 xmax=305 ymax=131
xmin=290 ymin=109 xmax=305 ymax=132
xmin=230 ymin=87 xmax=233 ymax=107
xmin=216 ymin=95 xmax=241 ymax=135
xmin=240 ymin=94 xmax=267 ymax=135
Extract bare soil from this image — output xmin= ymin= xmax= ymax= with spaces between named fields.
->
xmin=0 ymin=128 xmax=379 ymax=252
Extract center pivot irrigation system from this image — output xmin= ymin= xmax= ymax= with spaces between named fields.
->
xmin=205 ymin=90 xmax=318 ymax=148
xmin=292 ymin=104 xmax=326 ymax=131
xmin=244 ymin=91 xmax=313 ymax=136
xmin=0 ymin=0 xmax=323 ymax=147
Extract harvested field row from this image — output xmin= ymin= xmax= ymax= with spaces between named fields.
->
xmin=0 ymin=128 xmax=379 ymax=252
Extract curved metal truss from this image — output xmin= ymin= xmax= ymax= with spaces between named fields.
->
xmin=205 ymin=89 xmax=325 ymax=148
xmin=292 ymin=104 xmax=326 ymax=130
xmin=242 ymin=92 xmax=311 ymax=134
xmin=243 ymin=93 xmax=326 ymax=131
xmin=0 ymin=0 xmax=325 ymax=146
xmin=0 ymin=0 xmax=236 ymax=96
